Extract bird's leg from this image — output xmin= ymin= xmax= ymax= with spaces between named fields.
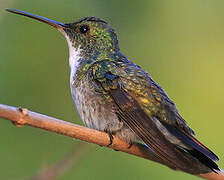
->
xmin=107 ymin=132 xmax=114 ymax=146
xmin=104 ymin=128 xmax=114 ymax=146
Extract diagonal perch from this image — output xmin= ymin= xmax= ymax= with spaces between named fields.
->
xmin=0 ymin=103 xmax=223 ymax=180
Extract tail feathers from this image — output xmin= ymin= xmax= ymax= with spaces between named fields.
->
xmin=187 ymin=149 xmax=220 ymax=172
xmin=164 ymin=123 xmax=219 ymax=171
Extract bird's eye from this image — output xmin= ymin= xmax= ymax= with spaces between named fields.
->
xmin=79 ymin=25 xmax=89 ymax=34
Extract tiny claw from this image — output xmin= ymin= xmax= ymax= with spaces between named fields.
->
xmin=107 ymin=132 xmax=114 ymax=146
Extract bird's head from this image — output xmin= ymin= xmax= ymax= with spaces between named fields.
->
xmin=63 ymin=17 xmax=119 ymax=56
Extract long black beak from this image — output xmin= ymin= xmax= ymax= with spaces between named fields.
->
xmin=6 ymin=9 xmax=67 ymax=29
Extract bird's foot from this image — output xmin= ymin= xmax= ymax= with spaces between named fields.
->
xmin=107 ymin=132 xmax=114 ymax=146
xmin=104 ymin=128 xmax=114 ymax=146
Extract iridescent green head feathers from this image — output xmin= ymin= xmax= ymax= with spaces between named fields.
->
xmin=63 ymin=17 xmax=120 ymax=55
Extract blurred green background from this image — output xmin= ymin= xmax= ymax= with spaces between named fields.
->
xmin=0 ymin=0 xmax=223 ymax=179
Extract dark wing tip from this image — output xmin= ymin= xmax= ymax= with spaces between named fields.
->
xmin=190 ymin=136 xmax=219 ymax=161
xmin=164 ymin=123 xmax=219 ymax=161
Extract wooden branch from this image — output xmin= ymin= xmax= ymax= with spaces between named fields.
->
xmin=0 ymin=103 xmax=223 ymax=180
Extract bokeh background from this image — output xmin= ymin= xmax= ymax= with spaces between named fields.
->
xmin=0 ymin=0 xmax=224 ymax=179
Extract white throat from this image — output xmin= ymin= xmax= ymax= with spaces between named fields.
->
xmin=64 ymin=35 xmax=82 ymax=84
xmin=66 ymin=38 xmax=81 ymax=70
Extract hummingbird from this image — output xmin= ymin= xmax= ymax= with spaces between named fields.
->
xmin=6 ymin=9 xmax=220 ymax=174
